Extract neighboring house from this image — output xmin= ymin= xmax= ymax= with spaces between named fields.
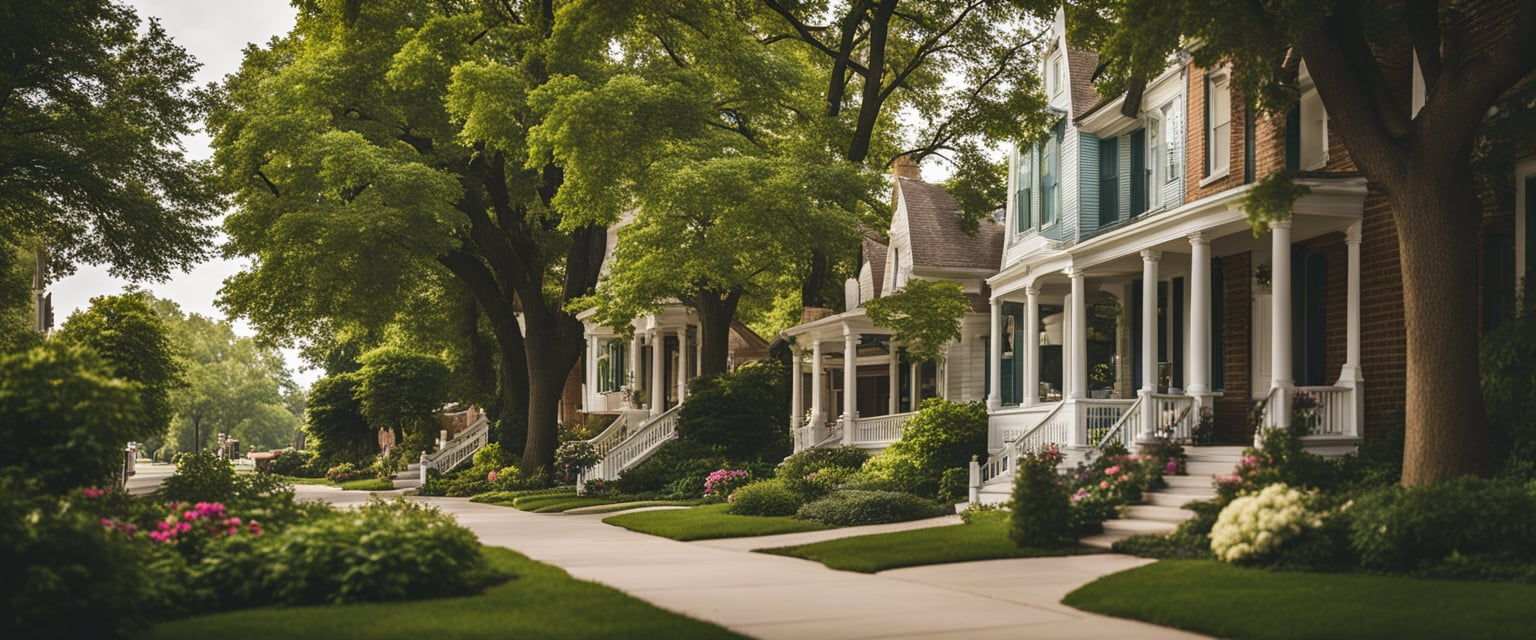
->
xmin=976 ymin=8 xmax=1533 ymax=492
xmin=570 ymin=216 xmax=771 ymax=482
xmin=781 ymin=159 xmax=1003 ymax=453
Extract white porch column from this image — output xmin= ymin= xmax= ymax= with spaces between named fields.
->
xmin=649 ymin=329 xmax=665 ymax=417
xmin=810 ymin=340 xmax=824 ymax=429
xmin=1024 ymin=286 xmax=1040 ymax=407
xmin=888 ymin=345 xmax=900 ymax=415
xmin=629 ymin=332 xmax=641 ymax=394
xmin=676 ymin=326 xmax=689 ymax=404
xmin=842 ymin=329 xmax=859 ymax=445
xmin=790 ymin=348 xmax=804 ymax=430
xmin=987 ymin=298 xmax=1004 ymax=411
xmin=1140 ymin=250 xmax=1161 ymax=393
xmin=1068 ymin=268 xmax=1088 ymax=400
xmin=1139 ymin=250 xmax=1161 ymax=443
xmin=1187 ymin=232 xmax=1212 ymax=396
xmin=586 ymin=334 xmax=599 ymax=403
xmin=1270 ymin=220 xmax=1294 ymax=429
xmin=1340 ymin=222 xmax=1364 ymax=438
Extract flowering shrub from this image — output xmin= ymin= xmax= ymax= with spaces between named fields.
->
xmin=1210 ymin=483 xmax=1324 ymax=564
xmin=325 ymin=462 xmax=371 ymax=483
xmin=1009 ymin=444 xmax=1075 ymax=547
xmin=1069 ymin=452 xmax=1164 ymax=506
xmin=703 ymin=469 xmax=751 ymax=501
xmin=555 ymin=440 xmax=601 ymax=485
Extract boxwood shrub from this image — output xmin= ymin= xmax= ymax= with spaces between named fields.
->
xmin=795 ymin=490 xmax=948 ymax=526
xmin=1348 ymin=475 xmax=1536 ymax=576
xmin=727 ymin=480 xmax=802 ymax=517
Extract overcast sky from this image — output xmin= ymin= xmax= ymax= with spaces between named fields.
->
xmin=51 ymin=0 xmax=311 ymax=384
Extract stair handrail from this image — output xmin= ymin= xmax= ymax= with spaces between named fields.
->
xmin=420 ymin=413 xmax=490 ymax=483
xmin=1092 ymin=394 xmax=1144 ymax=451
xmin=583 ymin=405 xmax=682 ymax=484
xmin=584 ymin=412 xmax=630 ymax=456
xmin=980 ymin=401 xmax=1069 ymax=483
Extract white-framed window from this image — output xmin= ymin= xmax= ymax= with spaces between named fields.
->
xmin=1206 ymin=70 xmax=1231 ymax=178
xmin=1162 ymin=102 xmax=1179 ymax=184
xmin=1051 ymin=56 xmax=1064 ymax=97
xmin=1014 ymin=146 xmax=1033 ymax=233
xmin=1299 ymin=89 xmax=1329 ymax=170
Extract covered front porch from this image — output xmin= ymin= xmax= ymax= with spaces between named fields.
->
xmin=580 ymin=304 xmax=701 ymax=418
xmin=984 ymin=177 xmax=1370 ymax=464
xmin=783 ymin=310 xmax=944 ymax=452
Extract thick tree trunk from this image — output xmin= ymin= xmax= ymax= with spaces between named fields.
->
xmin=490 ymin=312 xmax=529 ymax=455
xmin=1392 ymin=174 xmax=1493 ymax=483
xmin=694 ymin=287 xmax=742 ymax=378
xmin=519 ymin=316 xmax=585 ymax=474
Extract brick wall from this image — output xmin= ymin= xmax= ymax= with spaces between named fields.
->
xmin=1214 ymin=251 xmax=1253 ymax=443
xmin=1358 ymin=191 xmax=1407 ymax=441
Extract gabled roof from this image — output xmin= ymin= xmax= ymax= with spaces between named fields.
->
xmin=862 ymin=233 xmax=889 ymax=298
xmin=898 ymin=177 xmax=1004 ymax=273
xmin=1065 ymin=46 xmax=1103 ymax=120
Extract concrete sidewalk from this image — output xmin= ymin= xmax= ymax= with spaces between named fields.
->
xmin=411 ymin=497 xmax=1207 ymax=640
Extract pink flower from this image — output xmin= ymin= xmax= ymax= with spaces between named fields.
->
xmin=228 ymin=527 xmax=238 ymax=535
xmin=1099 ymin=480 xmax=1110 ymax=490
xmin=177 ymin=522 xmax=191 ymax=534
xmin=1166 ymin=460 xmax=1179 ymax=474
xmin=83 ymin=488 xmax=105 ymax=499
xmin=488 ymin=470 xmax=498 ymax=482
xmin=1121 ymin=474 xmax=1132 ymax=482
xmin=100 ymin=518 xmax=113 ymax=527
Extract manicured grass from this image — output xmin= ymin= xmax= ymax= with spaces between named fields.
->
xmin=603 ymin=503 xmax=832 ymax=541
xmin=338 ymin=478 xmax=395 ymax=491
xmin=1064 ymin=560 xmax=1536 ymax=640
xmin=138 ymin=546 xmax=743 ymax=640
xmin=278 ymin=476 xmax=332 ymax=486
xmin=760 ymin=511 xmax=1090 ymax=572
xmin=522 ymin=497 xmax=622 ymax=513
xmin=564 ymin=500 xmax=693 ymax=515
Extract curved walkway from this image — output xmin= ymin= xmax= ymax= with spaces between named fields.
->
xmin=395 ymin=496 xmax=1206 ymax=640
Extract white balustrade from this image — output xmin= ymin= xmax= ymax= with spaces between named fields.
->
xmin=853 ymin=412 xmax=915 ymax=445
xmin=1294 ymin=386 xmax=1350 ymax=436
xmin=420 ymin=414 xmax=490 ymax=483
xmin=1091 ymin=396 xmax=1143 ymax=450
xmin=584 ymin=413 xmax=631 ymax=456
xmin=1079 ymin=399 xmax=1136 ymax=447
xmin=978 ymin=402 xmax=1070 ymax=484
xmin=583 ymin=405 xmax=682 ymax=482
xmin=1147 ymin=393 xmax=1196 ymax=442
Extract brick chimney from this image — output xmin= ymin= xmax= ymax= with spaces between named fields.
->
xmin=892 ymin=154 xmax=922 ymax=181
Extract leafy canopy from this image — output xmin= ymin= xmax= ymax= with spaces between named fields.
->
xmin=863 ymin=279 xmax=971 ymax=362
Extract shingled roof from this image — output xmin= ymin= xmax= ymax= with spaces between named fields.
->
xmin=898 ymin=177 xmax=1004 ymax=273
xmin=1066 ymin=46 xmax=1103 ymax=120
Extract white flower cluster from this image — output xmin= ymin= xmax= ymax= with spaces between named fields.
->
xmin=1210 ymin=483 xmax=1324 ymax=563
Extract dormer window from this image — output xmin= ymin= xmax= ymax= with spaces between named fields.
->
xmin=1049 ymin=54 xmax=1064 ymax=98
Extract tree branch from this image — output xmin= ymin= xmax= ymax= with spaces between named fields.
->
xmin=1328 ymin=1 xmax=1412 ymax=139
xmin=876 ymin=0 xmax=985 ymax=103
xmin=1405 ymin=0 xmax=1443 ymax=92
xmin=760 ymin=0 xmax=870 ymax=76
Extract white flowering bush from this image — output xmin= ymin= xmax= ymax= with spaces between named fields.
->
xmin=1210 ymin=484 xmax=1324 ymax=563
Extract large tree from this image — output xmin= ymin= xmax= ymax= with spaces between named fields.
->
xmin=756 ymin=1 xmax=1053 ymax=307
xmin=1051 ymin=0 xmax=1536 ymax=483
xmin=0 ymin=0 xmax=217 ymax=282
xmin=211 ymin=0 xmax=720 ymax=472
xmin=54 ymin=291 xmax=182 ymax=442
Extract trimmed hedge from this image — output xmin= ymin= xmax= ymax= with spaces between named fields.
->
xmin=795 ymin=490 xmax=948 ymax=527
xmin=727 ymin=480 xmax=801 ymax=517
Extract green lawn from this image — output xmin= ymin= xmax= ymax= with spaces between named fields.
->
xmin=603 ymin=503 xmax=832 ymax=541
xmin=138 ymin=546 xmax=744 ymax=640
xmin=760 ymin=511 xmax=1090 ymax=572
xmin=279 ymin=476 xmax=332 ymax=485
xmin=563 ymin=500 xmax=694 ymax=515
xmin=1064 ymin=560 xmax=1536 ymax=640
xmin=338 ymin=478 xmax=395 ymax=491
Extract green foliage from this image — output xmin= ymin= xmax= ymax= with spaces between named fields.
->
xmin=1009 ymin=446 xmax=1075 ymax=548
xmin=355 ymin=345 xmax=449 ymax=444
xmin=1240 ymin=170 xmax=1313 ymax=236
xmin=0 ymin=342 xmax=147 ymax=492
xmin=245 ymin=499 xmax=502 ymax=605
xmin=795 ymin=490 xmax=948 ymax=527
xmin=0 ymin=474 xmax=154 ymax=637
xmin=154 ymin=298 xmax=301 ymax=454
xmin=937 ymin=467 xmax=971 ymax=504
xmin=269 ymin=450 xmax=316 ymax=477
xmin=614 ymin=439 xmax=730 ymax=498
xmin=677 ymin=361 xmax=790 ymax=460
xmin=863 ymin=279 xmax=971 ymax=363
xmin=1482 ymin=286 xmax=1536 ymax=470
xmin=861 ymin=398 xmax=989 ymax=498
xmin=55 ymin=291 xmax=183 ymax=443
xmin=0 ymin=0 xmax=217 ymax=282
xmin=778 ymin=447 xmax=872 ymax=480
xmin=304 ymin=373 xmax=376 ymax=467
xmin=1348 ymin=476 xmax=1536 ymax=577
xmin=726 ymin=480 xmax=803 ymax=517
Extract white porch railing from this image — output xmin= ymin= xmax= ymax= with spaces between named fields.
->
xmin=1145 ymin=393 xmax=1196 ymax=441
xmin=979 ymin=401 xmax=1069 ymax=484
xmin=584 ymin=412 xmax=634 ymax=457
xmin=1294 ymin=386 xmax=1350 ymax=436
xmin=852 ymin=412 xmax=915 ymax=445
xmin=1092 ymin=395 xmax=1143 ymax=450
xmin=582 ymin=405 xmax=682 ymax=482
xmin=989 ymin=405 xmax=1054 ymax=449
xmin=420 ymin=413 xmax=490 ymax=483
xmin=1080 ymin=399 xmax=1136 ymax=447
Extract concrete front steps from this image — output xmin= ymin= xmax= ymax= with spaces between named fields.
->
xmin=1078 ymin=446 xmax=1243 ymax=550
